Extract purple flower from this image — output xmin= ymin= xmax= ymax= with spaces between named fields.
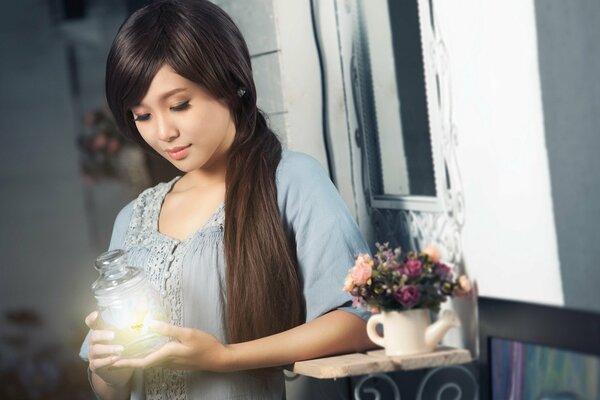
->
xmin=393 ymin=285 xmax=421 ymax=308
xmin=405 ymin=259 xmax=423 ymax=278
xmin=434 ymin=263 xmax=452 ymax=280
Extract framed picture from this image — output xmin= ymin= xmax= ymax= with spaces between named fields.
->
xmin=479 ymin=297 xmax=600 ymax=400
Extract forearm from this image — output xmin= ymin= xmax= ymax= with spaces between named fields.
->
xmin=223 ymin=310 xmax=376 ymax=372
xmin=90 ymin=371 xmax=131 ymax=400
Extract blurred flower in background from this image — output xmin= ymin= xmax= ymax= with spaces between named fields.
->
xmin=78 ymin=108 xmax=152 ymax=196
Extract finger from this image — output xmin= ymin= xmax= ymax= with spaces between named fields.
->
xmin=86 ymin=311 xmax=109 ymax=330
xmin=89 ymin=355 xmax=120 ymax=372
xmin=85 ymin=311 xmax=100 ymax=329
xmin=90 ymin=329 xmax=115 ymax=344
xmin=112 ymin=342 xmax=175 ymax=369
xmin=148 ymin=320 xmax=187 ymax=339
xmin=89 ymin=344 xmax=125 ymax=359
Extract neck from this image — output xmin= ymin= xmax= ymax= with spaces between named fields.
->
xmin=183 ymin=167 xmax=226 ymax=188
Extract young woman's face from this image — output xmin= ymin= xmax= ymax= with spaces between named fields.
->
xmin=131 ymin=64 xmax=236 ymax=172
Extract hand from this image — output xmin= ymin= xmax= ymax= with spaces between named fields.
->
xmin=85 ymin=311 xmax=134 ymax=388
xmin=112 ymin=321 xmax=231 ymax=372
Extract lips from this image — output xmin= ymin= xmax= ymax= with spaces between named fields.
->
xmin=165 ymin=144 xmax=191 ymax=160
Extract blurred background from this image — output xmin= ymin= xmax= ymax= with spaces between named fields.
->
xmin=1 ymin=0 xmax=599 ymax=398
xmin=0 ymin=0 xmax=180 ymax=397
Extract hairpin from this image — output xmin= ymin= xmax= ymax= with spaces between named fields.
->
xmin=237 ymin=87 xmax=246 ymax=98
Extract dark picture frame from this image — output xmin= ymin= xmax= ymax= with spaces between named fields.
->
xmin=478 ymin=296 xmax=600 ymax=400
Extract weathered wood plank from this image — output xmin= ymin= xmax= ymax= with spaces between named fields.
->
xmin=291 ymin=347 xmax=472 ymax=379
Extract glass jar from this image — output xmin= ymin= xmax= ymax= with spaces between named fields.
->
xmin=92 ymin=249 xmax=169 ymax=358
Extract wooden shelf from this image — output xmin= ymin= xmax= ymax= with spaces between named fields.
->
xmin=289 ymin=346 xmax=472 ymax=379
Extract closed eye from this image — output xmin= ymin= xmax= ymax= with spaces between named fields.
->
xmin=133 ymin=113 xmax=150 ymax=122
xmin=171 ymin=100 xmax=190 ymax=111
xmin=132 ymin=101 xmax=190 ymax=122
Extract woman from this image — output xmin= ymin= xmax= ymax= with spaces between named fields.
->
xmin=80 ymin=0 xmax=374 ymax=398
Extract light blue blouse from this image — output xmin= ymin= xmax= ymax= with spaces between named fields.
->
xmin=80 ymin=150 xmax=370 ymax=399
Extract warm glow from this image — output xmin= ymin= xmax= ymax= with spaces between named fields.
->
xmin=101 ymin=292 xmax=168 ymax=358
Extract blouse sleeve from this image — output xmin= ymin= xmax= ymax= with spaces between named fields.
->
xmin=276 ymin=151 xmax=372 ymax=323
xmin=79 ymin=201 xmax=135 ymax=361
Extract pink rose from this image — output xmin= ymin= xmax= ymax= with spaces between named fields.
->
xmin=393 ymin=285 xmax=421 ymax=308
xmin=351 ymin=254 xmax=373 ymax=286
xmin=423 ymin=245 xmax=442 ymax=263
xmin=405 ymin=259 xmax=423 ymax=278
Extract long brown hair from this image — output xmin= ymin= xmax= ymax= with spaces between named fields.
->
xmin=105 ymin=0 xmax=305 ymax=343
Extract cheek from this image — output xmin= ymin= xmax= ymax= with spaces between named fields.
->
xmin=186 ymin=109 xmax=231 ymax=143
xmin=180 ymin=114 xmax=215 ymax=142
xmin=135 ymin=124 xmax=155 ymax=146
xmin=135 ymin=126 xmax=163 ymax=155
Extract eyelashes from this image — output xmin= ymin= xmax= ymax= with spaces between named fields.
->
xmin=132 ymin=100 xmax=191 ymax=122
xmin=133 ymin=113 xmax=150 ymax=122
xmin=170 ymin=100 xmax=190 ymax=111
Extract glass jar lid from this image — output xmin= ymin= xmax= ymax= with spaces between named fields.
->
xmin=91 ymin=249 xmax=144 ymax=297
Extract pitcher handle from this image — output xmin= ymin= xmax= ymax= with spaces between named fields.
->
xmin=366 ymin=313 xmax=385 ymax=348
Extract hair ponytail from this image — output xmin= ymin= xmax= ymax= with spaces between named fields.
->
xmin=224 ymin=111 xmax=305 ymax=343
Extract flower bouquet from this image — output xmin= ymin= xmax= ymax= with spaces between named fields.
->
xmin=343 ymin=243 xmax=471 ymax=313
xmin=343 ymin=243 xmax=472 ymax=356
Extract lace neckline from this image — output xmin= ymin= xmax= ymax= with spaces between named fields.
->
xmin=152 ymin=176 xmax=224 ymax=244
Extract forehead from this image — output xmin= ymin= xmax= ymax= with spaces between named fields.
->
xmin=135 ymin=65 xmax=196 ymax=106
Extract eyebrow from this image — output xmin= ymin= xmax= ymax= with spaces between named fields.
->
xmin=133 ymin=88 xmax=188 ymax=108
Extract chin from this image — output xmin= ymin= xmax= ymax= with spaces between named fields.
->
xmin=171 ymin=163 xmax=194 ymax=173
xmin=169 ymin=158 xmax=209 ymax=173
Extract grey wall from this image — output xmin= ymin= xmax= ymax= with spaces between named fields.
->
xmin=211 ymin=0 xmax=288 ymax=142
xmin=535 ymin=1 xmax=600 ymax=312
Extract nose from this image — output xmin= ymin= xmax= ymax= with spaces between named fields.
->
xmin=156 ymin=114 xmax=179 ymax=142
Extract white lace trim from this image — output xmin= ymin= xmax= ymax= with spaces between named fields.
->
xmin=122 ymin=177 xmax=225 ymax=400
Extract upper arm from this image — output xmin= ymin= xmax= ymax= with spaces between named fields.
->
xmin=276 ymin=152 xmax=372 ymax=323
